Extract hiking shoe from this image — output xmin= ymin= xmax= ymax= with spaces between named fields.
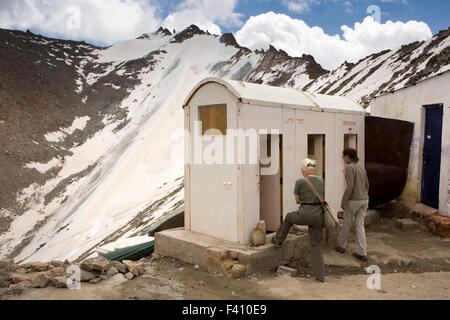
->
xmin=271 ymin=237 xmax=283 ymax=248
xmin=334 ymin=246 xmax=346 ymax=254
xmin=353 ymin=253 xmax=368 ymax=262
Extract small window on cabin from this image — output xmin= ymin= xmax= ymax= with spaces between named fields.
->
xmin=199 ymin=104 xmax=227 ymax=135
xmin=344 ymin=134 xmax=358 ymax=151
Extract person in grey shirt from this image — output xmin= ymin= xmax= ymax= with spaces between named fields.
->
xmin=272 ymin=158 xmax=325 ymax=282
xmin=335 ymin=148 xmax=370 ymax=262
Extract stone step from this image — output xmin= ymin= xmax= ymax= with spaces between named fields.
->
xmin=276 ymin=266 xmax=298 ymax=277
xmin=395 ymin=218 xmax=421 ymax=231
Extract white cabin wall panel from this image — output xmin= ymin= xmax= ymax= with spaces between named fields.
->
xmin=295 ymin=110 xmax=310 ymax=184
xmin=283 ymin=108 xmax=297 ymax=217
xmin=294 ymin=110 xmax=315 ymax=210
xmin=336 ymin=113 xmax=366 ymax=210
xmin=188 ymin=83 xmax=240 ymax=240
xmin=241 ymin=162 xmax=260 ymax=243
xmin=190 ymin=164 xmax=239 ymax=242
xmin=440 ymin=92 xmax=450 ymax=216
xmin=240 ymin=104 xmax=283 ymax=130
xmin=308 ymin=112 xmax=338 ymax=211
xmin=184 ymin=106 xmax=191 ymax=230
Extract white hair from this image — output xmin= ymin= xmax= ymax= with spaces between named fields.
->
xmin=301 ymin=158 xmax=317 ymax=175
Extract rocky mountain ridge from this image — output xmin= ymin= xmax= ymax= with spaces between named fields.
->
xmin=303 ymin=27 xmax=450 ymax=107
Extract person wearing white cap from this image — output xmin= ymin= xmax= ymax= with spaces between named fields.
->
xmin=271 ymin=158 xmax=325 ymax=282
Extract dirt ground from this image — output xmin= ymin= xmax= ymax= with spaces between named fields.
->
xmin=6 ymin=219 xmax=450 ymax=300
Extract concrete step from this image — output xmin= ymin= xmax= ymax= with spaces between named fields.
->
xmin=276 ymin=266 xmax=298 ymax=276
xmin=395 ymin=218 xmax=421 ymax=231
xmin=380 ymin=201 xmax=450 ymax=238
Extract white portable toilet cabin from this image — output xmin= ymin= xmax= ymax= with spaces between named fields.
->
xmin=183 ymin=78 xmax=368 ymax=245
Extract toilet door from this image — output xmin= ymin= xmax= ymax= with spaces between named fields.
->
xmin=259 ymin=134 xmax=282 ymax=232
xmin=421 ymin=105 xmax=443 ymax=209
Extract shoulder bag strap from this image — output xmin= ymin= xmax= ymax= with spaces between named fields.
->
xmin=303 ymin=177 xmax=325 ymax=205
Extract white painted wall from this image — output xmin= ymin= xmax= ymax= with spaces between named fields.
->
xmin=295 ymin=111 xmax=365 ymax=213
xmin=370 ymin=71 xmax=450 ymax=215
xmin=186 ymin=82 xmax=240 ymax=242
xmin=336 ymin=113 xmax=366 ymax=209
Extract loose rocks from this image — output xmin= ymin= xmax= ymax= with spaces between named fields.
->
xmin=0 ymin=271 xmax=11 ymax=288
xmin=111 ymin=261 xmax=127 ymax=274
xmin=106 ymin=267 xmax=119 ymax=277
xmin=47 ymin=267 xmax=66 ymax=278
xmin=51 ymin=277 xmax=68 ymax=288
xmin=80 ymin=257 xmax=111 ymax=273
xmin=32 ymin=273 xmax=49 ymax=288
xmin=9 ymin=281 xmax=31 ymax=295
xmin=11 ymin=274 xmax=31 ymax=284
xmin=231 ymin=264 xmax=247 ymax=279
xmin=80 ymin=270 xmax=98 ymax=282
xmin=21 ymin=262 xmax=50 ymax=272
xmin=50 ymin=260 xmax=65 ymax=268
xmin=0 ymin=259 xmax=15 ymax=273
xmin=89 ymin=277 xmax=103 ymax=284
xmin=123 ymin=260 xmax=145 ymax=276
xmin=125 ymin=273 xmax=134 ymax=280
xmin=0 ymin=288 xmax=10 ymax=300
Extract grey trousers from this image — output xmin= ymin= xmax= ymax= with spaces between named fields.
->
xmin=275 ymin=211 xmax=325 ymax=281
xmin=337 ymin=200 xmax=369 ymax=256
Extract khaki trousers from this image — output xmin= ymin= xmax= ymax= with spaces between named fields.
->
xmin=275 ymin=211 xmax=325 ymax=282
xmin=337 ymin=200 xmax=369 ymax=256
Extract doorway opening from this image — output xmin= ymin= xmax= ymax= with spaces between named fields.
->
xmin=308 ymin=134 xmax=326 ymax=183
xmin=259 ymin=134 xmax=283 ymax=232
xmin=421 ymin=104 xmax=443 ymax=209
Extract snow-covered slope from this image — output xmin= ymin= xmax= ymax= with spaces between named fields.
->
xmin=0 ymin=26 xmax=326 ymax=263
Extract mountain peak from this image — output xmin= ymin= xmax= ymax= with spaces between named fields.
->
xmin=155 ymin=27 xmax=172 ymax=37
xmin=137 ymin=27 xmax=172 ymax=40
xmin=171 ymin=24 xmax=207 ymax=43
xmin=219 ymin=33 xmax=239 ymax=47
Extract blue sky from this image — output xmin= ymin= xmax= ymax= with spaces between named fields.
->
xmin=156 ymin=0 xmax=450 ymax=36
xmin=240 ymin=0 xmax=450 ymax=36
xmin=1 ymin=0 xmax=448 ymax=70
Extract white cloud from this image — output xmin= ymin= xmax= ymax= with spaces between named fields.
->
xmin=282 ymin=0 xmax=320 ymax=14
xmin=0 ymin=0 xmax=161 ymax=45
xmin=162 ymin=0 xmax=243 ymax=35
xmin=235 ymin=12 xmax=432 ymax=70
xmin=0 ymin=0 xmax=243 ymax=44
xmin=381 ymin=0 xmax=408 ymax=4
xmin=283 ymin=0 xmax=356 ymax=15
